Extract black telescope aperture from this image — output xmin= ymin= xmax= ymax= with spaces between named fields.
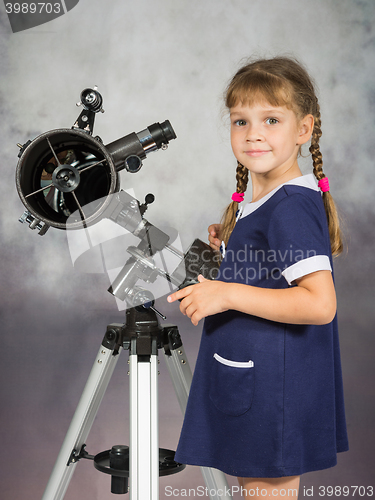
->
xmin=16 ymin=128 xmax=119 ymax=230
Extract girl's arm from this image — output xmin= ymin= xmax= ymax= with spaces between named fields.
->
xmin=167 ymin=270 xmax=337 ymax=327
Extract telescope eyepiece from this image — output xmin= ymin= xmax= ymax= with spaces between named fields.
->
xmin=107 ymin=121 xmax=177 ymax=173
xmin=148 ymin=120 xmax=176 ymax=149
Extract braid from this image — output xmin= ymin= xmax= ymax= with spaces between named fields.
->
xmin=310 ymin=103 xmax=343 ymax=256
xmin=220 ymin=162 xmax=249 ymax=246
xmin=236 ymin=160 xmax=249 ymax=194
xmin=309 ymin=104 xmax=324 ymax=181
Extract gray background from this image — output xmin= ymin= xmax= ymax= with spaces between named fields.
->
xmin=1 ymin=0 xmax=374 ymax=498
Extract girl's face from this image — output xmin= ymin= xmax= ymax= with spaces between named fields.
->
xmin=230 ymin=101 xmax=312 ymax=181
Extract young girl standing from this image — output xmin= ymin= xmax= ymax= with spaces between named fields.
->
xmin=167 ymin=56 xmax=348 ymax=499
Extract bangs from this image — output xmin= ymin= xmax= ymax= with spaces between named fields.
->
xmin=226 ymin=71 xmax=295 ymax=112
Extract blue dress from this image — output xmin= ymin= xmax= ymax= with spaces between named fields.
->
xmin=174 ymin=175 xmax=349 ymax=478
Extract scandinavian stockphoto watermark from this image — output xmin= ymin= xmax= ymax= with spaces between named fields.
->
xmin=4 ymin=0 xmax=79 ymax=33
xmin=187 ymin=244 xmax=318 ymax=283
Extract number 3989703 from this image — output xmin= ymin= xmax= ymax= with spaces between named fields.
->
xmin=5 ymin=3 xmax=62 ymax=14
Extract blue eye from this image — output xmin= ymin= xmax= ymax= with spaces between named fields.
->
xmin=266 ymin=118 xmax=278 ymax=125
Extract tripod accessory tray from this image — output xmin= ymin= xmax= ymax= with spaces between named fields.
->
xmin=94 ymin=446 xmax=186 ymax=477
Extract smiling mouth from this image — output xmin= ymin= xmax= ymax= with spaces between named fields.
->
xmin=245 ymin=150 xmax=271 ymax=157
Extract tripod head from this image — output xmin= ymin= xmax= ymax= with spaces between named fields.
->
xmin=76 ymin=188 xmax=220 ymax=310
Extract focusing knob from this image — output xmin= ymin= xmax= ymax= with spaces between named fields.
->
xmin=124 ymin=155 xmax=142 ymax=173
xmin=139 ymin=193 xmax=155 ymax=216
xmin=145 ymin=193 xmax=155 ymax=205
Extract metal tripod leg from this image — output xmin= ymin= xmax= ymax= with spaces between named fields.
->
xmin=41 ymin=342 xmax=121 ymax=500
xmin=163 ymin=328 xmax=233 ymax=500
xmin=129 ymin=337 xmax=159 ymax=500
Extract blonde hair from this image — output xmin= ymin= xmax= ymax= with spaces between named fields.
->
xmin=221 ymin=56 xmax=343 ymax=256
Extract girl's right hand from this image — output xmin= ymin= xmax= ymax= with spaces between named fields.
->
xmin=208 ymin=223 xmax=222 ymax=252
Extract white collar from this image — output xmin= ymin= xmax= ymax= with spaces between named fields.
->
xmin=240 ymin=174 xmax=319 ymax=219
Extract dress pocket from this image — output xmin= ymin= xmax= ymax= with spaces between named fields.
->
xmin=209 ymin=353 xmax=255 ymax=416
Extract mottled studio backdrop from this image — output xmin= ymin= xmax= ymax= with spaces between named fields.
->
xmin=0 ymin=1 xmax=374 ymax=499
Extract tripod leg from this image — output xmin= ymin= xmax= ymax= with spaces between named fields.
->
xmin=129 ymin=337 xmax=159 ymax=500
xmin=163 ymin=327 xmax=233 ymax=500
xmin=42 ymin=342 xmax=121 ymax=500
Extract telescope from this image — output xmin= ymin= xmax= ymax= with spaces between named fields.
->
xmin=15 ymin=86 xmax=219 ymax=305
xmin=14 ymin=88 xmax=229 ymax=500
xmin=15 ymin=86 xmax=176 ymax=234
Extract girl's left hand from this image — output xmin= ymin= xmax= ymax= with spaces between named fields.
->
xmin=167 ymin=275 xmax=229 ymax=326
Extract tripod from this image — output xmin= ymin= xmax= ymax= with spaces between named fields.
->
xmin=41 ymin=306 xmax=233 ymax=500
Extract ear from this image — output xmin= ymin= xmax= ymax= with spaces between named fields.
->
xmin=296 ymin=114 xmax=314 ymax=145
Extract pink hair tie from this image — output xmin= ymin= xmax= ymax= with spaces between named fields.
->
xmin=232 ymin=192 xmax=244 ymax=203
xmin=318 ymin=177 xmax=330 ymax=193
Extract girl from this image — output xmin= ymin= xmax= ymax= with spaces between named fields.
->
xmin=167 ymin=56 xmax=348 ymax=499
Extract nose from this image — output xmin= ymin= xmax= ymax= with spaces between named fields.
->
xmin=245 ymin=123 xmax=264 ymax=142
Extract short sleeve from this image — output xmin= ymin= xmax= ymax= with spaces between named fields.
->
xmin=268 ymin=192 xmax=332 ymax=285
